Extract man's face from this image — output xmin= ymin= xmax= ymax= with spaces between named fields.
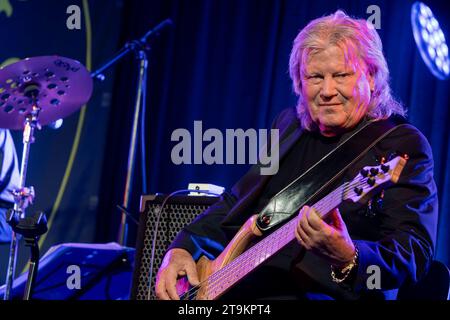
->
xmin=301 ymin=45 xmax=374 ymax=137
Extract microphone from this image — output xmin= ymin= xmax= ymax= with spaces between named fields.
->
xmin=90 ymin=18 xmax=174 ymax=82
xmin=139 ymin=19 xmax=173 ymax=44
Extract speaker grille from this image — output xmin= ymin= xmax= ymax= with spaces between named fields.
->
xmin=132 ymin=195 xmax=219 ymax=300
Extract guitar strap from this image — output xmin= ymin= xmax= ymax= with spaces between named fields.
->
xmin=256 ymin=116 xmax=408 ymax=231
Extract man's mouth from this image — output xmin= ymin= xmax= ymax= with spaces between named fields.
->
xmin=319 ymin=103 xmax=341 ymax=106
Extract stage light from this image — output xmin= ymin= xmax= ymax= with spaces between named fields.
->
xmin=411 ymin=2 xmax=449 ymax=80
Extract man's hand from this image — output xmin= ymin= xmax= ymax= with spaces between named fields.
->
xmin=155 ymin=248 xmax=200 ymax=300
xmin=295 ymin=206 xmax=356 ymax=267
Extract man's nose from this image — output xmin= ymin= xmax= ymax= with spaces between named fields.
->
xmin=320 ymin=77 xmax=338 ymax=100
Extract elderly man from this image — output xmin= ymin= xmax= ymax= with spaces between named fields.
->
xmin=155 ymin=10 xmax=438 ymax=300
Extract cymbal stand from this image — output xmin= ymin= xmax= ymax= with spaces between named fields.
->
xmin=3 ymin=97 xmax=47 ymax=300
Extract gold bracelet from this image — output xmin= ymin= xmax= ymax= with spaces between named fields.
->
xmin=331 ymin=246 xmax=359 ymax=284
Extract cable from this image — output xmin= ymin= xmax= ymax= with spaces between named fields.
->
xmin=146 ymin=189 xmax=222 ymax=300
xmin=116 ymin=204 xmax=139 ymax=226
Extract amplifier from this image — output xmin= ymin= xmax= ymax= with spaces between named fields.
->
xmin=131 ymin=194 xmax=219 ymax=300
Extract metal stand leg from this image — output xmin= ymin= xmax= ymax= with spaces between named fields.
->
xmin=23 ymin=237 xmax=40 ymax=300
xmin=117 ymin=50 xmax=148 ymax=246
xmin=4 ymin=232 xmax=19 ymax=300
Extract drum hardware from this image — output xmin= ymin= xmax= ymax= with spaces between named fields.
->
xmin=0 ymin=55 xmax=93 ymax=300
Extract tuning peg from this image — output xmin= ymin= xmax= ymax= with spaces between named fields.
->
xmin=360 ymin=168 xmax=369 ymax=177
xmin=370 ymin=168 xmax=379 ymax=176
xmin=367 ymin=177 xmax=376 ymax=186
xmin=354 ymin=187 xmax=363 ymax=195
xmin=381 ymin=164 xmax=389 ymax=173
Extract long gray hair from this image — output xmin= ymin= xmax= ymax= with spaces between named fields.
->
xmin=289 ymin=10 xmax=405 ymax=131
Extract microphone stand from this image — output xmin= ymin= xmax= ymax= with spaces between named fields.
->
xmin=90 ymin=19 xmax=173 ymax=246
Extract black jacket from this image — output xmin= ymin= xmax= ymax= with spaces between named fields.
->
xmin=169 ymin=107 xmax=438 ymax=300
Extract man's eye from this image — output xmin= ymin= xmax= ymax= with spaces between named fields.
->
xmin=336 ymin=73 xmax=349 ymax=78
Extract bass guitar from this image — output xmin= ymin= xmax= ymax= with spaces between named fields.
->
xmin=176 ymin=156 xmax=407 ymax=300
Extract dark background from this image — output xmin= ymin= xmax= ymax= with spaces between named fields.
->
xmin=0 ymin=0 xmax=449 ymax=285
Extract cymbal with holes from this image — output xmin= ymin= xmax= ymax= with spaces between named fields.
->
xmin=0 ymin=56 xmax=93 ymax=130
